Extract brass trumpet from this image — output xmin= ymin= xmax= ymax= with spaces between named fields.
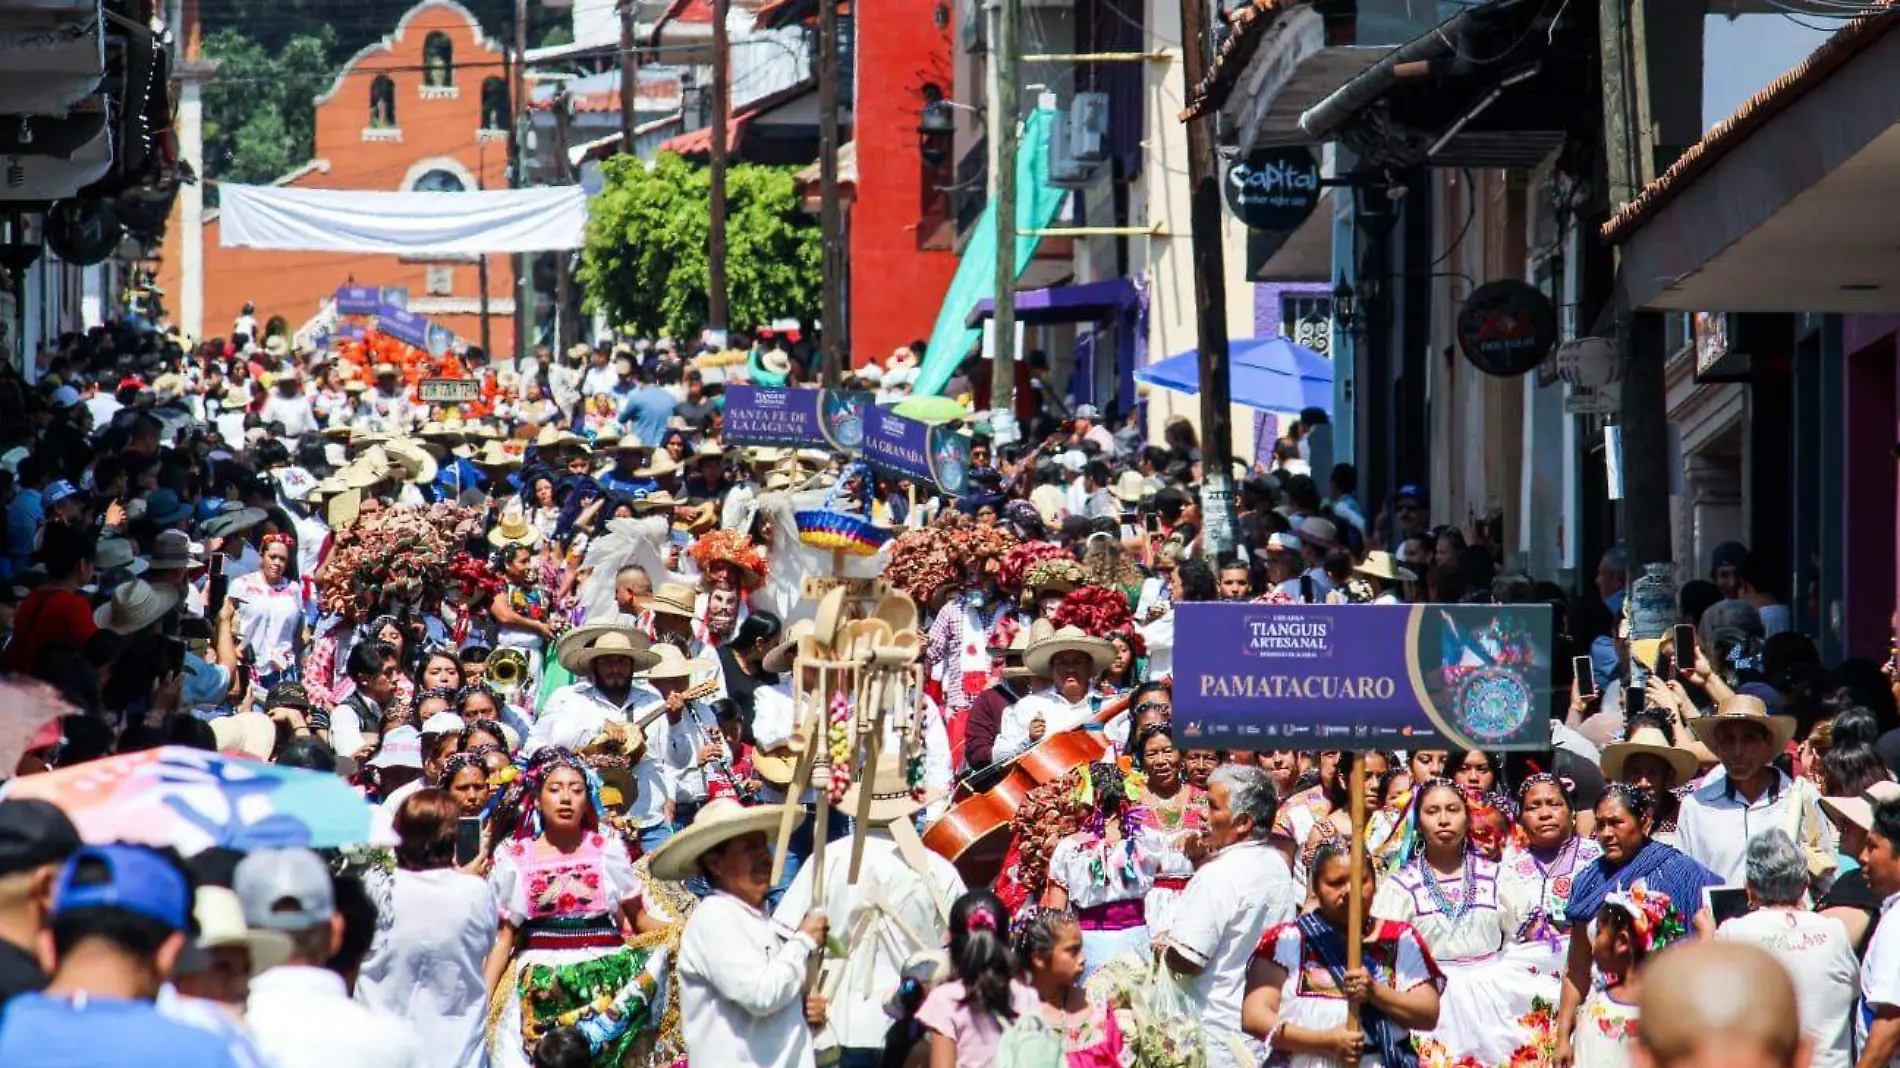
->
xmin=486 ymin=647 xmax=529 ymax=694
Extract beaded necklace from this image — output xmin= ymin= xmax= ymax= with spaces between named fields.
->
xmin=1417 ymin=851 xmax=1475 ymax=921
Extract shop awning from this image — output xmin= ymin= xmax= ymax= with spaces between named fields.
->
xmin=914 ymin=107 xmax=1069 ymax=397
xmin=1603 ymin=8 xmax=1900 ymax=312
xmin=963 ymin=278 xmax=1137 ymax=328
xmin=1135 ymin=336 xmax=1333 ymax=414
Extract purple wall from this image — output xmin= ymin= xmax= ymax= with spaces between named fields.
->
xmin=1253 ymin=282 xmax=1332 ymax=337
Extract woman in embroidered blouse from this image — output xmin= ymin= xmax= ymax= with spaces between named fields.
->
xmin=1041 ymin=761 xmax=1161 ymax=981
xmin=1131 ymin=723 xmax=1208 ymax=937
xmin=1553 ymin=784 xmax=1721 ymax=1068
xmin=1245 ymin=842 xmax=1445 ymax=1068
xmin=1369 ymin=779 xmax=1540 ymax=1068
xmin=1497 ymin=774 xmax=1603 ymax=1065
xmin=482 ymin=748 xmax=669 ymax=1068
xmin=228 ymin=532 xmax=309 ymax=687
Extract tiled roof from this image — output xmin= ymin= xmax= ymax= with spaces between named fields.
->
xmin=1601 ymin=2 xmax=1900 ymax=244
xmin=1179 ymin=0 xmax=1307 ymax=122
xmin=658 ymin=111 xmax=753 ymax=157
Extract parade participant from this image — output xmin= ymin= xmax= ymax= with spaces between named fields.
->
xmin=657 ymin=798 xmax=829 ymax=1068
xmin=1014 ymin=908 xmax=1130 ymax=1065
xmin=1039 ymin=760 xmax=1158 ymax=979
xmin=775 ymin=752 xmax=966 ymax=1068
xmin=1301 ymin=752 xmax=1400 ymax=881
xmin=0 ymin=845 xmax=247 ymax=1068
xmin=1678 ymin=693 xmax=1833 ymax=888
xmin=921 ymin=521 xmax=1020 ymax=730
xmin=238 ymin=846 xmax=419 ymax=1068
xmin=1131 ymin=722 xmax=1207 ymax=934
xmin=1242 ymin=841 xmax=1445 ymax=1068
xmin=227 ymin=532 xmax=308 ymax=687
xmin=714 ymin=610 xmax=781 ymax=717
xmin=1555 ymin=784 xmax=1724 ymax=1068
xmin=1164 ymin=763 xmax=1300 ymax=1068
xmin=1498 ymin=773 xmax=1602 ymax=1056
xmin=641 ymin=583 xmax=702 ymax=653
xmin=1599 ymin=719 xmax=1699 ymax=846
xmin=490 ymin=522 xmax=559 ymax=687
xmin=688 ymin=530 xmax=766 ymax=648
xmin=917 ymin=889 xmax=1039 ymax=1068
xmin=642 ymin=643 xmax=728 ymax=835
xmin=1450 ymin=751 xmax=1505 ymax=798
xmin=356 ymin=790 xmax=495 ymax=1068
xmin=440 ymin=751 xmax=495 ymax=817
xmin=993 ymin=623 xmax=1116 ymax=763
xmin=958 ymin=624 xmax=1032 ymax=784
xmin=1272 ymin=750 xmax=1343 ymax=871
xmin=1572 ymin=888 xmax=1675 ymax=1068
xmin=1854 ymin=795 xmax=1900 ymax=1068
xmin=525 ymin=622 xmax=662 ymax=755
xmin=1634 ymin=942 xmax=1806 ymax=1068
xmin=1370 ymin=779 xmax=1538 ymax=1068
xmin=482 ymin=748 xmax=667 ymax=1068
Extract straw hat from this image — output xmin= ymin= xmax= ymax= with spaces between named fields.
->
xmin=761 ymin=619 xmax=814 ymax=674
xmin=640 ymin=582 xmax=699 ymax=620
xmin=146 ymin=531 xmax=204 ymax=571
xmin=630 ymin=491 xmax=679 ymax=514
xmin=1353 ymin=551 xmax=1417 ymax=584
xmin=535 ymin=425 xmax=589 ymax=454
xmin=1600 ymin=724 xmax=1701 ymax=785
xmin=690 ymin=439 xmax=725 ymax=462
xmin=211 ymin=711 xmax=276 ymax=761
xmin=487 ymin=501 xmax=542 ymax=548
xmin=557 ymin=624 xmax=661 ymax=675
xmin=1686 ymin=693 xmax=1798 ymax=751
xmin=646 ymin=797 xmax=805 ymax=882
xmin=202 ymin=506 xmax=269 ymax=541
xmin=635 ymin=453 xmax=681 ymax=480
xmin=475 ymin=440 xmax=523 ymax=470
xmin=1110 ymin=470 xmax=1150 ymax=504
xmin=94 ymin=538 xmax=149 ymax=576
xmin=94 ymin=579 xmax=182 ymax=634
xmin=838 ymin=750 xmax=930 ymax=824
xmin=384 ymin=439 xmax=439 ymax=485
xmin=1820 ymin=780 xmax=1900 ymax=834
xmin=1022 ymin=621 xmax=1116 ymax=678
xmin=1029 ymin=484 xmax=1068 ymax=526
xmin=644 ymin=642 xmax=713 ymax=682
xmin=185 ymin=886 xmax=292 ymax=977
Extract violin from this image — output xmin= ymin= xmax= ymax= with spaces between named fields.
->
xmin=921 ymin=693 xmax=1130 ymax=872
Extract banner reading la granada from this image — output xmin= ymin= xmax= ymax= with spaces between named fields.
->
xmin=723 ymin=385 xmax=871 ymax=452
xmin=1172 ymin=602 xmax=1553 ymax=751
xmin=862 ymin=404 xmax=971 ymax=496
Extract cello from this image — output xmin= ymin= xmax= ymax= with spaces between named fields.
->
xmin=921 ymin=692 xmax=1131 ymax=877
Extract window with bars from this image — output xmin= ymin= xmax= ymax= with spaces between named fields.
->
xmin=1281 ymin=295 xmax=1333 ymax=354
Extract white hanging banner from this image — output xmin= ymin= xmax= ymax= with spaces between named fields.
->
xmin=218 ymin=184 xmax=588 ymax=254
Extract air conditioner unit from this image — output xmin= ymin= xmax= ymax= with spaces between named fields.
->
xmin=1069 ymin=92 xmax=1110 ymax=164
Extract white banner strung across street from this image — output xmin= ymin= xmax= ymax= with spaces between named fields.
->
xmin=217 ymin=184 xmax=589 ymax=254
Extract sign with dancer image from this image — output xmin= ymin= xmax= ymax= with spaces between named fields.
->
xmin=723 ymin=384 xmax=872 ymax=452
xmin=862 ymin=405 xmax=971 ymax=496
xmin=1172 ymin=603 xmax=1553 ymax=751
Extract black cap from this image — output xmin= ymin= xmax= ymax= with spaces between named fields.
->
xmin=0 ymin=799 xmax=82 ymax=877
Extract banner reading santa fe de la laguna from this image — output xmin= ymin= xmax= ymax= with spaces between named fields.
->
xmin=1172 ymin=602 xmax=1553 ymax=751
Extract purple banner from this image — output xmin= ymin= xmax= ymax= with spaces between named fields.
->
xmin=863 ymin=405 xmax=970 ymax=495
xmin=723 ymin=385 xmax=870 ymax=451
xmin=1173 ymin=603 xmax=1553 ymax=751
xmin=377 ymin=305 xmax=431 ymax=349
xmin=334 ymin=285 xmax=378 ymax=316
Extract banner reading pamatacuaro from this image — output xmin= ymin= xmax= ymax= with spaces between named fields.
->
xmin=1172 ymin=602 xmax=1553 ymax=751
xmin=723 ymin=385 xmax=871 ymax=451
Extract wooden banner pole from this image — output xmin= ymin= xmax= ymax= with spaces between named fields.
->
xmin=1346 ymin=750 xmax=1367 ymax=1031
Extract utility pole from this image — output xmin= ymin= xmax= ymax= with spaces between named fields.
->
xmin=707 ymin=0 xmax=730 ymax=337
xmin=510 ymin=0 xmax=532 ymax=368
xmin=987 ymin=0 xmax=1019 ymax=412
xmin=619 ymin=0 xmax=639 ymax=148
xmin=1177 ymin=0 xmax=1238 ymax=561
xmin=553 ymin=87 xmax=575 ymax=352
xmin=816 ymin=0 xmax=845 ymax=384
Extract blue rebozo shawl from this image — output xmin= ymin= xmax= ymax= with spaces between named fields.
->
xmin=1565 ymin=839 xmax=1724 ymax=925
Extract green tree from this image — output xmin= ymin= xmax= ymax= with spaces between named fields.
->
xmin=201 ymin=28 xmax=339 ymax=193
xmin=579 ymin=153 xmax=822 ymax=340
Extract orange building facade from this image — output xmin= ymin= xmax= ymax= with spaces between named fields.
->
xmin=160 ymin=1 xmax=521 ymax=354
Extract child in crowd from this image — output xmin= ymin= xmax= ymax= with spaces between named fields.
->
xmin=1015 ymin=908 xmax=1127 ymax=1067
xmin=917 ymin=890 xmax=1040 ymax=1068
xmin=1573 ymin=888 xmax=1677 ymax=1068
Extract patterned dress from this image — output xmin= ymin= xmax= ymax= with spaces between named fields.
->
xmin=1572 ymin=987 xmax=1640 ymax=1068
xmin=1497 ymin=837 xmax=1603 ymax=1067
xmin=1256 ymin=917 xmax=1445 ymax=1068
xmin=487 ymin=830 xmax=665 ymax=1068
xmin=1137 ymin=784 xmax=1208 ymax=936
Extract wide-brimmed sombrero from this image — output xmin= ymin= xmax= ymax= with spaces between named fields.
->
xmin=647 ymin=797 xmax=805 ymax=882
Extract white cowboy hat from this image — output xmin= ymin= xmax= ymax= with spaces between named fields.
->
xmin=1821 ymin=780 xmax=1900 ymax=834
xmin=384 ymin=439 xmax=439 ymax=485
xmin=644 ymin=642 xmax=713 ymax=682
xmin=474 ymin=440 xmax=524 ymax=469
xmin=1599 ymin=724 xmax=1701 ymax=786
xmin=1686 ymin=693 xmax=1798 ymax=752
xmin=630 ymin=491 xmax=679 ymax=514
xmin=487 ymin=502 xmax=542 ymax=548
xmin=838 ymin=750 xmax=933 ymax=825
xmin=1022 ymin=621 xmax=1116 ymax=679
xmin=635 ymin=453 xmax=681 ymax=480
xmin=557 ymin=624 xmax=661 ymax=675
xmin=1353 ymin=551 xmax=1417 ymax=584
xmin=1028 ymin=484 xmax=1068 ymax=526
xmin=646 ymin=797 xmax=805 ymax=882
xmin=1110 ymin=470 xmax=1150 ymax=504
xmin=639 ymin=582 xmax=699 ymax=621
xmin=760 ymin=350 xmax=793 ymax=376
xmin=211 ymin=711 xmax=276 ymax=761
xmin=94 ymin=579 xmax=182 ymax=634
xmin=183 ymin=887 xmax=292 ymax=977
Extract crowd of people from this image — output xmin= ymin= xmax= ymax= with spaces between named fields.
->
xmin=0 ymin=313 xmax=1885 ymax=1068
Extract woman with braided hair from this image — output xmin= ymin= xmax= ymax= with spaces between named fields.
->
xmin=1040 ymin=760 xmax=1163 ymax=981
xmin=482 ymin=747 xmax=669 ymax=1068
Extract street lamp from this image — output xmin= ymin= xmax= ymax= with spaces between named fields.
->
xmin=1332 ymin=275 xmax=1359 ymax=333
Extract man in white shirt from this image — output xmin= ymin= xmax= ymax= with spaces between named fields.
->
xmin=1856 ymin=796 xmax=1900 ymax=1068
xmin=236 ymin=847 xmax=418 ymax=1068
xmin=258 ymin=371 xmax=318 ymax=449
xmin=993 ymin=624 xmax=1115 ymax=762
xmin=641 ymin=644 xmax=727 ymax=850
xmin=1678 ymin=695 xmax=1833 ymax=887
xmin=1165 ymin=764 xmax=1298 ymax=1068
xmin=525 ymin=619 xmax=662 ymax=756
xmin=656 ymin=799 xmax=829 ymax=1068
xmin=774 ymin=754 xmax=965 ymax=1068
xmin=1716 ymin=830 xmax=1857 ymax=1068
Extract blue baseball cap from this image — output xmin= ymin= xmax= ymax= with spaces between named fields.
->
xmin=44 ymin=480 xmax=82 ymax=507
xmin=53 ymin=844 xmax=192 ymax=931
xmin=1396 ymin=483 xmax=1427 ymax=505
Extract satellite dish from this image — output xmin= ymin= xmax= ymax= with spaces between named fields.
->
xmin=45 ymin=199 xmax=122 ymax=267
